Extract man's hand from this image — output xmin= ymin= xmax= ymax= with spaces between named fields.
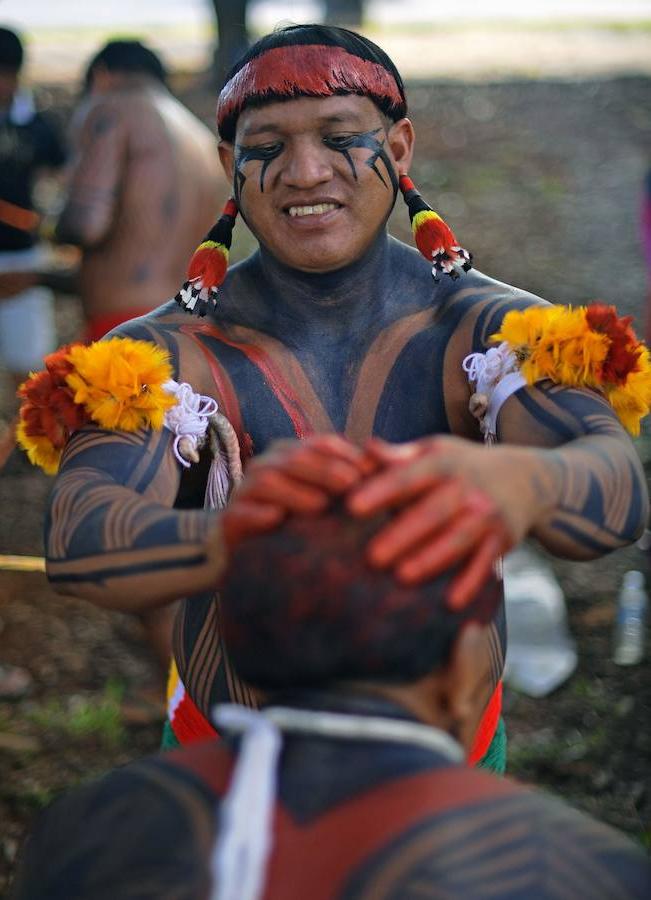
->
xmin=219 ymin=434 xmax=369 ymax=552
xmin=347 ymin=436 xmax=556 ymax=609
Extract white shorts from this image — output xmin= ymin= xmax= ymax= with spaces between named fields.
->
xmin=0 ymin=284 xmax=56 ymax=374
xmin=0 ymin=247 xmax=56 ymax=374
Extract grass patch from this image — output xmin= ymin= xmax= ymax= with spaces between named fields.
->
xmin=27 ymin=680 xmax=126 ymax=749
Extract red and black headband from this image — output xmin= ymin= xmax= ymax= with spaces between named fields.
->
xmin=217 ymin=42 xmax=406 ymax=141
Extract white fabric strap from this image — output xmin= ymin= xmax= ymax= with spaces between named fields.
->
xmin=483 ymin=370 xmax=527 ymax=438
xmin=462 ymin=342 xmax=526 ymax=441
xmin=208 ymin=704 xmax=464 ymax=900
xmin=210 ymin=706 xmax=282 ymax=900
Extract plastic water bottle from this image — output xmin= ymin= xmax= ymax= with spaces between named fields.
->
xmin=613 ymin=570 xmax=647 ymax=666
xmin=503 ymin=544 xmax=577 ymax=698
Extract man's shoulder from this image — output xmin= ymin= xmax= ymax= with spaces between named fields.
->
xmin=438 ymin=267 xmax=548 ymax=314
xmin=12 ymin=752 xmax=217 ymax=900
xmin=434 ymin=268 xmax=550 ymax=350
xmin=105 ymin=301 xmax=187 ymax=340
xmin=355 ymin=770 xmax=650 ymax=898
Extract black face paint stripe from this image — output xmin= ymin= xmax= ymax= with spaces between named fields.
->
xmin=324 ymin=128 xmax=396 ymax=192
xmin=235 ymin=143 xmax=284 ymax=198
xmin=340 ymin=148 xmax=358 ymax=181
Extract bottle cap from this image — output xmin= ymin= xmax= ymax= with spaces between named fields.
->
xmin=622 ymin=570 xmax=645 ymax=591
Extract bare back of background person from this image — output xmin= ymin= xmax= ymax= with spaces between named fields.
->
xmin=57 ymin=40 xmax=227 ymax=340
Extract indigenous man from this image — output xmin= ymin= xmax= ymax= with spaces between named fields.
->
xmin=14 ymin=482 xmax=651 ymax=899
xmin=55 ymin=39 xmax=227 ymax=343
xmin=41 ymin=25 xmax=649 ymax=770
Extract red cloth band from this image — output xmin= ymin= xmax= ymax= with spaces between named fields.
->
xmin=217 ymin=44 xmax=404 ymax=133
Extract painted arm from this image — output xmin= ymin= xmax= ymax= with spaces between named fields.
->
xmin=347 ymin=292 xmax=649 ymax=605
xmin=55 ymin=100 xmax=124 ymax=248
xmin=45 ymin=421 xmax=364 ymax=612
xmin=496 ymin=381 xmax=647 ymax=557
xmin=45 ymin=424 xmax=225 ymax=611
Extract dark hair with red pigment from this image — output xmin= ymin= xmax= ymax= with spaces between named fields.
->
xmin=216 ymin=24 xmax=407 ymax=142
xmin=219 ymin=504 xmax=502 ymax=690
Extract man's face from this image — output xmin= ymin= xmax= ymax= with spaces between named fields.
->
xmin=219 ymin=94 xmax=414 ymax=273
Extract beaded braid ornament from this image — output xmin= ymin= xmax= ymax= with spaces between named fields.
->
xmin=400 ymin=175 xmax=472 ymax=281
xmin=176 ymin=198 xmax=238 ymax=317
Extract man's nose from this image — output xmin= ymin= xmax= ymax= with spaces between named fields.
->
xmin=280 ymin=139 xmax=333 ymax=189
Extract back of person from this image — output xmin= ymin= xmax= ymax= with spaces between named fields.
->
xmin=12 ymin=496 xmax=651 ymax=899
xmin=13 ymin=730 xmax=651 ymax=899
xmin=76 ymin=84 xmax=223 ymax=321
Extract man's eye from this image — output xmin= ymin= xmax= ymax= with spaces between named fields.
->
xmin=254 ymin=143 xmax=283 ymax=158
xmin=324 ymin=134 xmax=357 ymax=150
xmin=239 ymin=142 xmax=283 ymax=161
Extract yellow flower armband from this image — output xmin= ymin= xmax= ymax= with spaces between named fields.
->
xmin=16 ymin=337 xmax=176 ymax=474
xmin=464 ymin=303 xmax=651 ymax=438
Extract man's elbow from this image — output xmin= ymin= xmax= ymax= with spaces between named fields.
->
xmin=55 ymin=210 xmax=110 ymax=249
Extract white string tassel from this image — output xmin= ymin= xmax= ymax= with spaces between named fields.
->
xmin=210 ymin=705 xmax=282 ymax=900
xmin=204 ymin=412 xmax=244 ymax=511
xmin=163 ymin=380 xmax=218 ymax=466
xmin=206 ymin=448 xmax=231 ymax=510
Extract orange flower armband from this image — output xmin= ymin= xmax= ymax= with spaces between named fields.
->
xmin=464 ymin=303 xmax=651 ymax=439
xmin=16 ymin=337 xmax=176 ymax=474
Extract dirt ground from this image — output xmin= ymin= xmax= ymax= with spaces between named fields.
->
xmin=1 ymin=67 xmax=651 ymax=895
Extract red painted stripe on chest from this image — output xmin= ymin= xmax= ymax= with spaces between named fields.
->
xmin=189 ymin=322 xmax=313 ymax=440
xmin=180 ymin=324 xmax=245 ymax=445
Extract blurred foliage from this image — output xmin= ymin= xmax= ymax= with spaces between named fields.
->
xmin=27 ymin=679 xmax=126 ymax=749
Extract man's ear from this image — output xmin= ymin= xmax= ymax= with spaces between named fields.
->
xmin=442 ymin=623 xmax=490 ymax=755
xmin=387 ymin=117 xmax=415 ymax=175
xmin=218 ymin=141 xmax=235 ymax=182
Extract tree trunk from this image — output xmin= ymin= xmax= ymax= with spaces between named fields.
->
xmin=210 ymin=0 xmax=251 ymax=88
xmin=324 ymin=0 xmax=364 ymax=27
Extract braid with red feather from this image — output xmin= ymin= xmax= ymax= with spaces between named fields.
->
xmin=175 ymin=198 xmax=238 ymax=317
xmin=399 ymin=175 xmax=472 ymax=281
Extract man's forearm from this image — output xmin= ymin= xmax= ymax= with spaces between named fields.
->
xmin=45 ymin=428 xmax=226 ymax=611
xmin=529 ymin=431 xmax=648 ymax=559
xmin=46 ymin=500 xmax=224 ymax=612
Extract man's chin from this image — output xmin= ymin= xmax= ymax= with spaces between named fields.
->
xmin=268 ymin=240 xmax=361 ymax=275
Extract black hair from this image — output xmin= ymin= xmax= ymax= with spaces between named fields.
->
xmin=0 ymin=26 xmax=23 ymax=72
xmin=83 ymin=39 xmax=167 ymax=91
xmin=219 ymin=503 xmax=502 ymax=690
xmin=218 ymin=23 xmax=407 ymax=142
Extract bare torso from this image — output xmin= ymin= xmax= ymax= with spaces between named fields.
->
xmin=59 ymin=83 xmax=227 ymax=318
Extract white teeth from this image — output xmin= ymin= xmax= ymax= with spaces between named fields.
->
xmin=288 ymin=203 xmax=338 ymax=217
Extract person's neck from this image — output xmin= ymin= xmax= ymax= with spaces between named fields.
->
xmin=254 ymin=230 xmax=393 ymax=335
xmin=267 ymin=682 xmax=449 ymax=733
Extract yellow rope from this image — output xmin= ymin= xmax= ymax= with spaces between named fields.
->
xmin=0 ymin=555 xmax=46 ymax=573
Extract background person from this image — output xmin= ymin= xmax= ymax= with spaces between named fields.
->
xmin=0 ymin=25 xmax=65 ymax=392
xmin=55 ymin=39 xmax=228 ymax=345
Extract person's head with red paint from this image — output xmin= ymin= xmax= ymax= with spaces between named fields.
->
xmin=175 ymin=25 xmax=470 ymax=316
xmin=219 ymin=497 xmax=502 ymax=757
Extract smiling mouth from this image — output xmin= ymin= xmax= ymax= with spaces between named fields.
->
xmin=286 ymin=202 xmax=341 ymax=218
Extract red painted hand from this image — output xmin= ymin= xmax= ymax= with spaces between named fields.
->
xmin=220 ymin=434 xmax=368 ymax=552
xmin=348 ymin=436 xmax=544 ymax=609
